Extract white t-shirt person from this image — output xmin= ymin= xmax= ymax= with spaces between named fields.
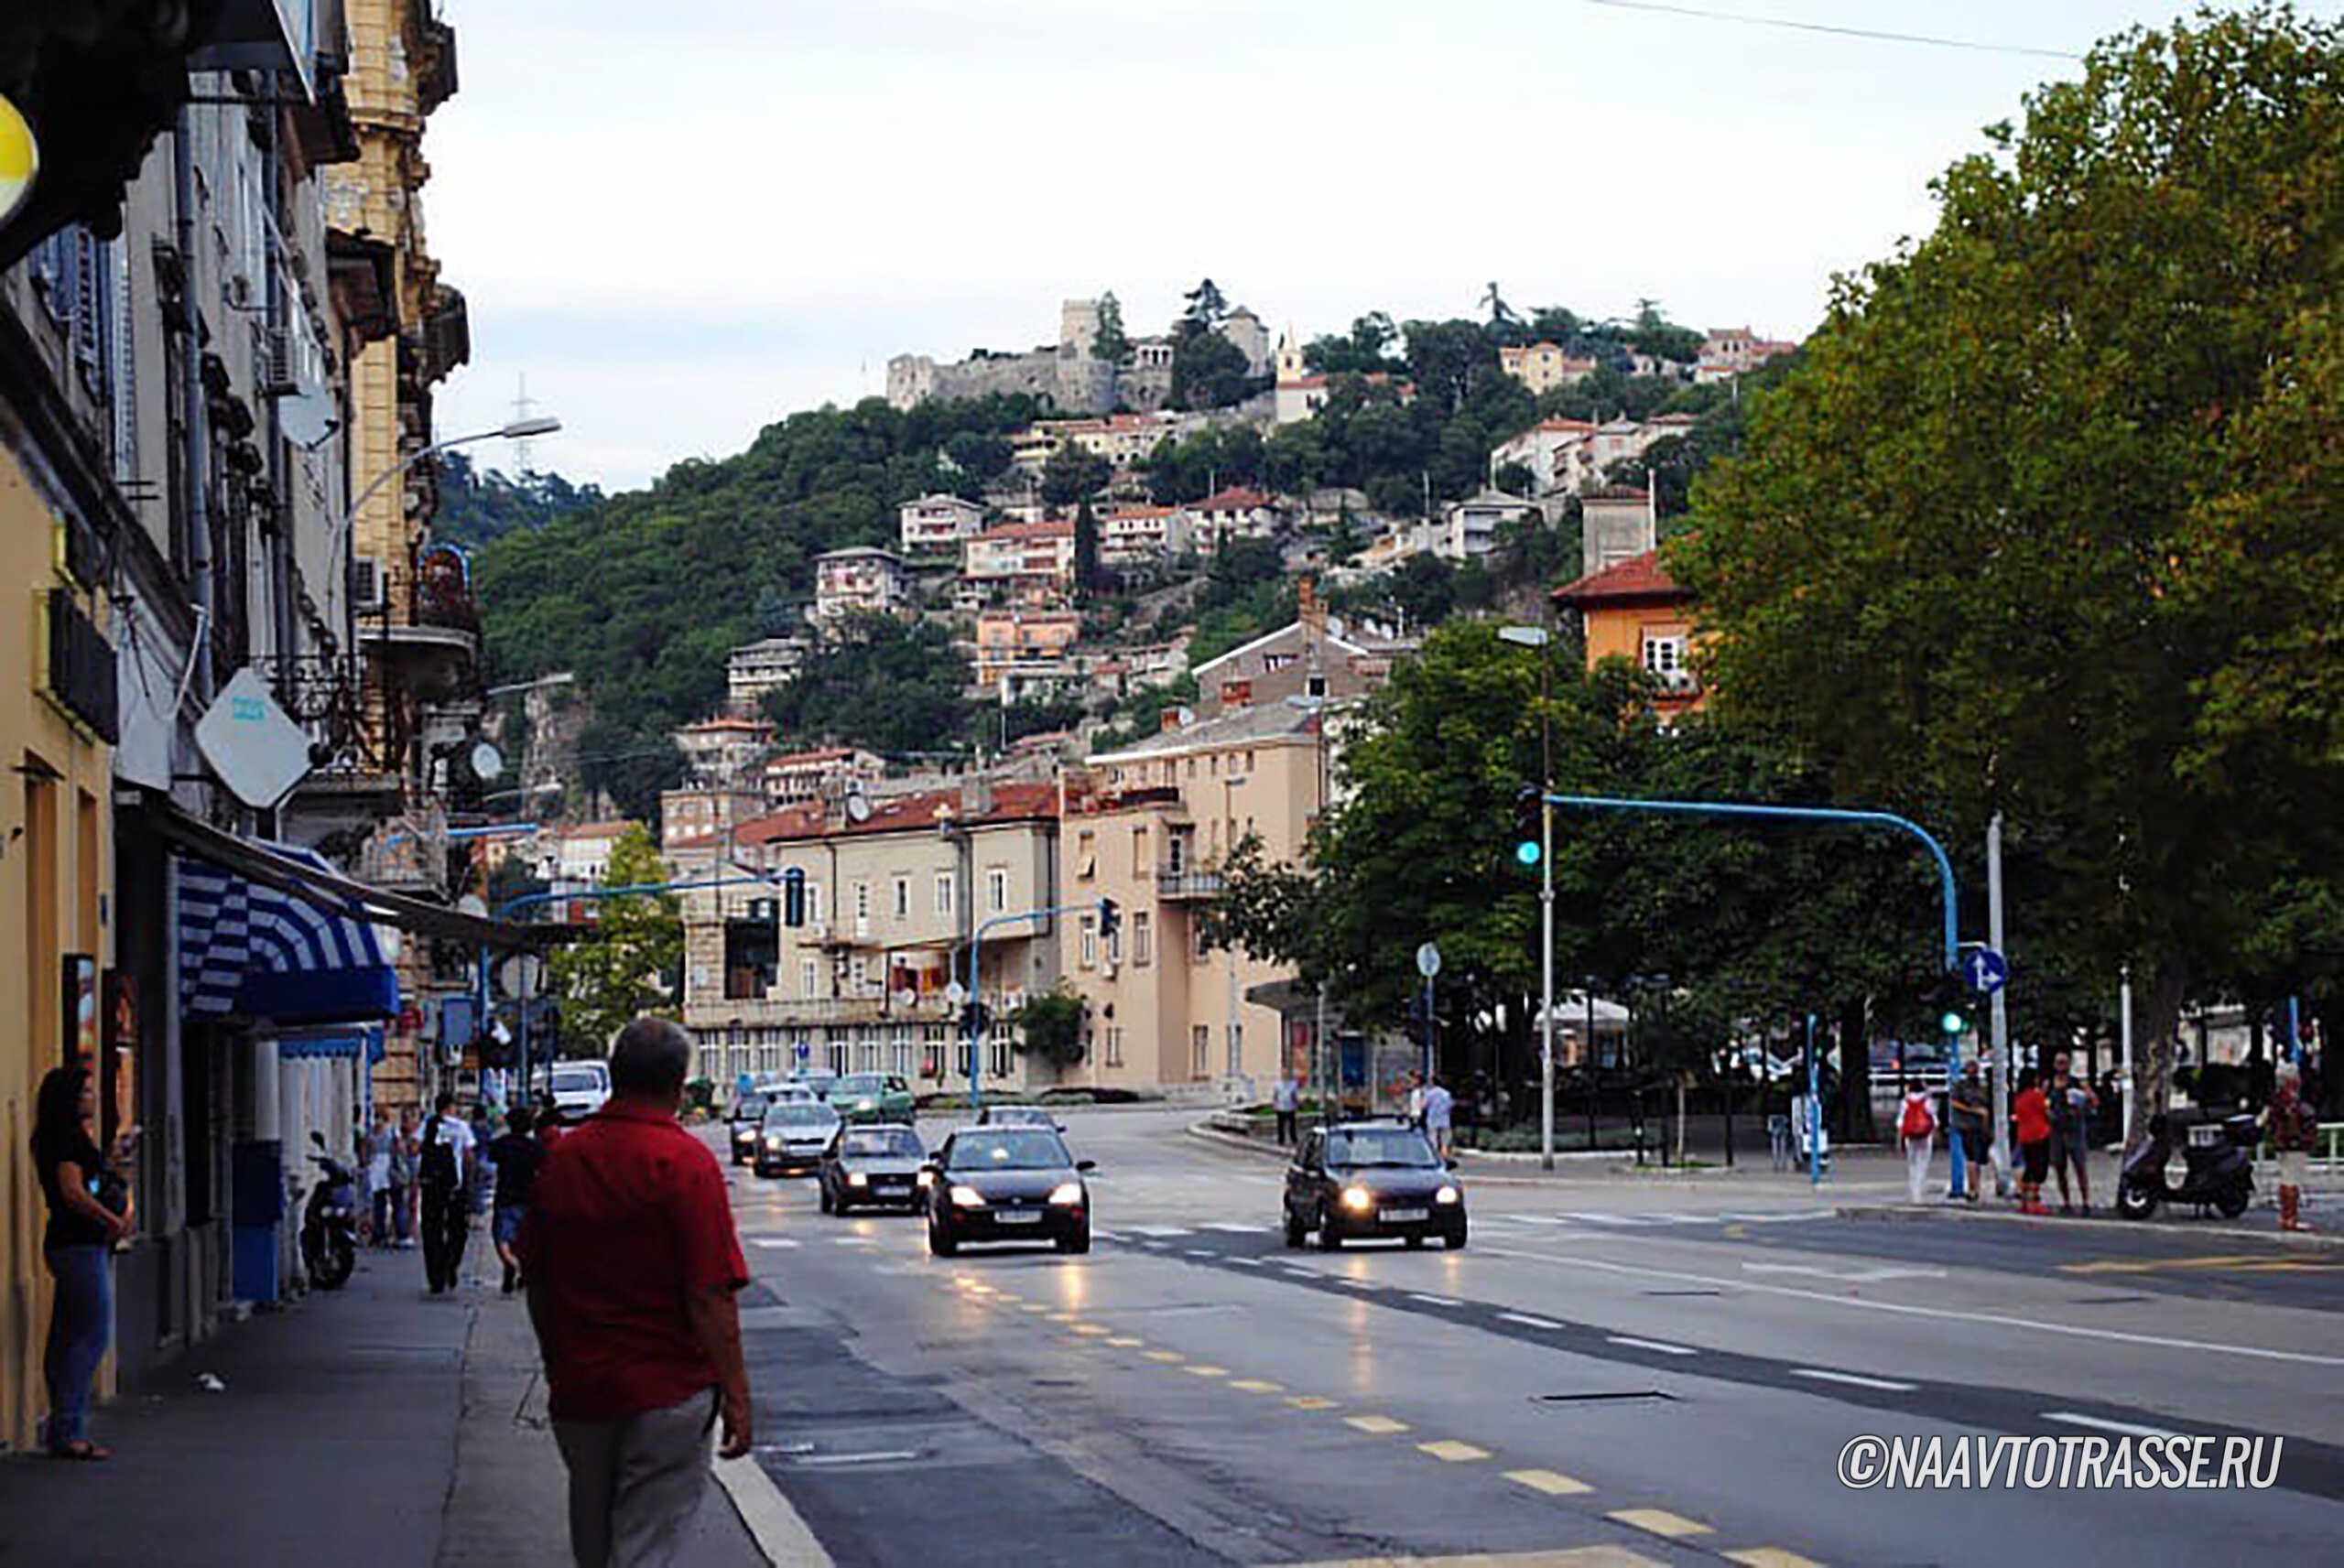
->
xmin=1420 ymin=1082 xmax=1454 ymax=1145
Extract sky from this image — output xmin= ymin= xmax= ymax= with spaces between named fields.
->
xmin=422 ymin=1 xmax=2289 ymax=492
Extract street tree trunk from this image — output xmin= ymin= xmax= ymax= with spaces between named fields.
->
xmin=1837 ymin=999 xmax=1875 ymax=1142
xmin=2125 ymin=962 xmax=2190 ymax=1160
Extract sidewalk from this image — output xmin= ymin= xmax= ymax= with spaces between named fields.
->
xmin=0 ymin=1227 xmax=770 ymax=1567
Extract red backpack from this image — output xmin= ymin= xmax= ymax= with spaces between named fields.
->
xmin=1899 ymin=1093 xmax=1936 ymax=1140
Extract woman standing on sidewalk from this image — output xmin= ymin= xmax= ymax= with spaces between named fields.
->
xmin=1897 ymin=1077 xmax=1937 ymax=1204
xmin=2013 ymin=1068 xmax=2053 ymax=1216
xmin=30 ymin=1064 xmax=134 ymax=1461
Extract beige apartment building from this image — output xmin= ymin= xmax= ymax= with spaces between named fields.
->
xmin=676 ymin=783 xmax=1063 ymax=1095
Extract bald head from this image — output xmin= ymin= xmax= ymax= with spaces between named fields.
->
xmin=610 ymin=1015 xmax=692 ymax=1102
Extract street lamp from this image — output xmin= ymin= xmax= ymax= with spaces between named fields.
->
xmin=1497 ymin=622 xmax=1557 ymax=1171
xmin=332 ymin=416 xmax=563 ymax=655
xmin=1221 ymin=772 xmax=1246 ymax=1085
xmin=1285 ymin=693 xmax=1332 ymax=1119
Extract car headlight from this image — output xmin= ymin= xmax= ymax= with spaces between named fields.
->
xmin=858 ymin=1098 xmax=876 ymax=1110
xmin=1048 ymin=1183 xmax=1084 ymax=1206
xmin=1340 ymin=1185 xmax=1374 ymax=1212
xmin=950 ymin=1184 xmax=987 ymax=1207
xmin=916 ymin=1170 xmax=935 ymax=1188
xmin=1435 ymin=1184 xmax=1460 ymax=1205
xmin=848 ymin=1173 xmax=869 ymax=1188
xmin=765 ymin=1135 xmax=784 ymax=1149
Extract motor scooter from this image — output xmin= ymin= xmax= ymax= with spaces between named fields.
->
xmin=2117 ymin=1109 xmax=2255 ymax=1220
xmin=299 ymin=1130 xmax=360 ymax=1290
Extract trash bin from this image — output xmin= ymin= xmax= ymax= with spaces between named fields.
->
xmin=230 ymin=1139 xmax=285 ymax=1303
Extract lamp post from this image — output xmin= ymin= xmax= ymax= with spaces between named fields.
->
xmin=1221 ymin=773 xmax=1245 ymax=1085
xmin=333 ymin=416 xmax=561 ymax=658
xmin=1285 ymin=693 xmax=1332 ymax=1119
xmin=1498 ymin=623 xmax=1557 ymax=1171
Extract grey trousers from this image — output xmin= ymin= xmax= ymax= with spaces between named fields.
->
xmin=553 ymin=1388 xmax=719 ymax=1568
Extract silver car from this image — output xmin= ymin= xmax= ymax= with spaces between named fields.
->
xmin=754 ymin=1101 xmax=841 ymax=1177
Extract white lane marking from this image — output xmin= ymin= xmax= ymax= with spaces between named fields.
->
xmin=791 ymin=1449 xmax=921 ymax=1467
xmin=831 ymin=1236 xmax=876 ymax=1247
xmin=1792 ymin=1368 xmax=1916 ymax=1392
xmin=1185 ymin=1249 xmax=1217 ymax=1259
xmin=1743 ymin=1261 xmax=1948 ymax=1283
xmin=1123 ymin=1225 xmax=1195 ymax=1238
xmin=1336 ymin=1277 xmax=1382 ymax=1290
xmin=1504 ymin=1214 xmax=1572 ymax=1226
xmin=749 ymin=1238 xmax=799 ymax=1249
xmin=1091 ymin=1229 xmax=1122 ymax=1241
xmin=1228 ymin=1257 xmax=1265 ymax=1268
xmin=1199 ymin=1222 xmax=1262 ymax=1233
xmin=1562 ymin=1212 xmax=1647 ymax=1226
xmin=1608 ymin=1335 xmax=1698 ymax=1357
xmin=2044 ymin=1411 xmax=2183 ymax=1441
xmin=1499 ymin=1312 xmax=1565 ymax=1330
xmin=1723 ymin=1209 xmax=1835 ymax=1224
xmin=1409 ymin=1293 xmax=1463 ymax=1307
xmin=715 ymin=1453 xmax=834 ymax=1567
xmin=1472 ymin=1247 xmax=2344 ymax=1368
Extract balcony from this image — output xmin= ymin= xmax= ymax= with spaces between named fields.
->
xmin=355 ymin=804 xmax=451 ymax=896
xmin=1156 ymin=865 xmax=1225 ymax=900
xmin=361 ymin=553 xmax=480 ymax=699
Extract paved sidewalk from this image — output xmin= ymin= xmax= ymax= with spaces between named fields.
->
xmin=0 ymin=1229 xmax=769 ymax=1567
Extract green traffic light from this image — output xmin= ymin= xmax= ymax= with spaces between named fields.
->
xmin=1515 ymin=839 xmax=1542 ymax=867
xmin=1940 ymin=1010 xmax=1966 ymax=1034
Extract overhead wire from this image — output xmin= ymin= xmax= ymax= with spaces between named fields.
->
xmin=1579 ymin=0 xmax=2083 ymax=60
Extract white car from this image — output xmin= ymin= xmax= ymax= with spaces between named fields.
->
xmin=540 ymin=1060 xmax=612 ymax=1119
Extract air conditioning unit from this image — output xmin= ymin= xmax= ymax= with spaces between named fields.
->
xmin=256 ymin=326 xmax=296 ymax=398
xmin=351 ymin=556 xmax=387 ymax=611
xmin=808 ymin=920 xmax=830 ymax=941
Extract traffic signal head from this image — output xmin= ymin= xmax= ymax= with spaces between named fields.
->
xmin=1939 ymin=1009 xmax=1967 ymax=1036
xmin=1098 ymin=897 xmax=1121 ymax=939
xmin=1512 ymin=786 xmax=1543 ymax=867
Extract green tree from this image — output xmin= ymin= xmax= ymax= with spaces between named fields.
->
xmin=1072 ymin=498 xmax=1103 ymax=595
xmin=1670 ymin=5 xmax=2344 ymax=1143
xmin=763 ymin=618 xmax=974 ymax=756
xmin=548 ymin=827 xmax=682 ymax=1058
xmin=1040 ymin=444 xmax=1111 ymax=507
xmin=1181 ymin=277 xmax=1229 ymax=330
xmin=1171 ymin=329 xmax=1255 ymax=411
xmin=1093 ymin=291 xmax=1131 ymax=363
xmin=1012 ymin=988 xmax=1090 ymax=1071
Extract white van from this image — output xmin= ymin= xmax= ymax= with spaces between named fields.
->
xmin=538 ymin=1059 xmax=612 ymax=1119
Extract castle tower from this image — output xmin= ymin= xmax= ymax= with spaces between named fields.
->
xmin=1059 ymin=298 xmax=1102 ymax=360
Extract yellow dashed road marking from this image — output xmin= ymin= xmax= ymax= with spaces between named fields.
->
xmin=1505 ymin=1468 xmax=1593 ymax=1497
xmin=1723 ymin=1549 xmax=1824 ymax=1568
xmin=1417 ymin=1440 xmax=1492 ymax=1463
xmin=1105 ymin=1336 xmax=1145 ymax=1347
xmin=1287 ymin=1396 xmax=1340 ymax=1411
xmin=1230 ymin=1379 xmax=1285 ymax=1393
xmin=1609 ymin=1509 xmax=1712 ymax=1540
xmin=1143 ymin=1349 xmax=1184 ymax=1362
xmin=1344 ymin=1414 xmax=1410 ymax=1434
xmin=1292 ymin=1549 xmax=1663 ymax=1567
xmin=1185 ymin=1364 xmax=1230 ymax=1378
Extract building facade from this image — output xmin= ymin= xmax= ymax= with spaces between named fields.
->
xmin=812 ymin=546 xmax=909 ymax=626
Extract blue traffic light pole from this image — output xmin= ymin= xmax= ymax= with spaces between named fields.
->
xmin=962 ymin=900 xmax=1112 ymax=1112
xmin=1545 ymin=795 xmax=1970 ymax=1197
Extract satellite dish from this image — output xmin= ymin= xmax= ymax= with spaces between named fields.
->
xmin=844 ymin=791 xmax=874 ymax=824
xmin=194 ymin=668 xmax=315 ymax=808
xmin=470 ymin=741 xmax=505 ymax=783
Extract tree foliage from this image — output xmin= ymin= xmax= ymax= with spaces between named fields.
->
xmin=761 ymin=617 xmax=974 ymax=758
xmin=1670 ymin=5 xmax=2344 ymax=1138
xmin=548 ymin=827 xmax=682 ymax=1057
xmin=1012 ymin=987 xmax=1090 ymax=1069
xmin=432 ymin=451 xmax=602 ymax=550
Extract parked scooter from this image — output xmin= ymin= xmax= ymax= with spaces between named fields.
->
xmin=299 ymin=1130 xmax=360 ymax=1290
xmin=2117 ymin=1109 xmax=2255 ymax=1220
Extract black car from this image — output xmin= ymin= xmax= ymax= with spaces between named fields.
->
xmin=1284 ymin=1120 xmax=1465 ymax=1250
xmin=924 ymin=1127 xmax=1094 ymax=1256
xmin=754 ymin=1101 xmax=841 ymax=1177
xmin=727 ymin=1092 xmax=771 ymax=1166
xmin=976 ymin=1104 xmax=1064 ymax=1133
xmin=819 ymin=1123 xmax=928 ymax=1215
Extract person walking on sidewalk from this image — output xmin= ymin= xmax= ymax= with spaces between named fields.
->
xmin=1898 ymin=1077 xmax=1937 ymax=1204
xmin=2013 ymin=1068 xmax=2053 ymax=1215
xmin=523 ymin=1017 xmax=752 ymax=1568
xmin=418 ymin=1092 xmax=477 ymax=1295
xmin=1272 ymin=1071 xmax=1300 ymax=1146
xmin=488 ymin=1107 xmax=546 ymax=1294
xmin=2263 ymin=1060 xmax=2317 ymax=1232
xmin=393 ymin=1106 xmax=420 ymax=1247
xmin=1421 ymin=1076 xmax=1455 ymax=1159
xmin=31 ymin=1065 xmax=134 ymax=1461
xmin=1948 ymin=1062 xmax=1995 ymax=1202
xmin=2046 ymin=1052 xmax=2099 ymax=1214
xmin=364 ymin=1108 xmax=398 ymax=1246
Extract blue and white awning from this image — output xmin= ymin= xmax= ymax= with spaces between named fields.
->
xmin=177 ymin=841 xmax=401 ymax=1026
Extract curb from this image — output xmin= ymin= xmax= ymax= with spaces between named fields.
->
xmin=1834 ymin=1201 xmax=2344 ymax=1250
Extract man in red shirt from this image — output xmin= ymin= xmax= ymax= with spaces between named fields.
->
xmin=522 ymin=1017 xmax=753 ymax=1567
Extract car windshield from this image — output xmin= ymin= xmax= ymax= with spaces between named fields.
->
xmin=734 ymin=1094 xmax=768 ymax=1119
xmin=947 ymin=1130 xmax=1071 ymax=1172
xmin=988 ymin=1108 xmax=1051 ymax=1126
xmin=765 ymin=1104 xmax=837 ymax=1128
xmin=841 ymin=1129 xmax=923 ymax=1159
xmin=835 ymin=1075 xmax=884 ymax=1095
xmin=551 ymin=1068 xmax=603 ymax=1094
xmin=1326 ymin=1129 xmax=1440 ymax=1168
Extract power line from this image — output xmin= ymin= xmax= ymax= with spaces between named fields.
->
xmin=1580 ymin=0 xmax=2083 ymax=60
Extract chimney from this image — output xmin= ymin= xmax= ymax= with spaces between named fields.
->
xmin=1297 ymin=573 xmax=1325 ymax=632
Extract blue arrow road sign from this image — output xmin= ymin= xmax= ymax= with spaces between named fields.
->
xmin=795 ymin=1040 xmax=811 ymax=1063
xmin=1965 ymin=947 xmax=2010 ymax=994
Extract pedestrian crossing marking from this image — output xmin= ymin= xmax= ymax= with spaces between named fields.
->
xmin=1124 ymin=1225 xmax=1195 ymax=1238
xmin=1609 ymin=1509 xmax=1712 ymax=1540
xmin=1418 ymin=1440 xmax=1492 ymax=1462
xmin=749 ymin=1238 xmax=799 ymax=1249
xmin=1345 ymin=1415 xmax=1409 ymax=1434
xmin=1723 ymin=1550 xmax=1823 ymax=1568
xmin=1230 ymin=1379 xmax=1284 ymax=1393
xmin=1143 ymin=1350 xmax=1184 ymax=1362
xmin=1071 ymin=1324 xmax=1111 ymax=1336
xmin=1505 ymin=1468 xmax=1593 ymax=1497
xmin=1105 ymin=1336 xmax=1145 ymax=1347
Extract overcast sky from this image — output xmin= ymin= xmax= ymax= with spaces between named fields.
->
xmin=423 ymin=2 xmax=2276 ymax=492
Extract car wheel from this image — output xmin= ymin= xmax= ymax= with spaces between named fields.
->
xmin=2117 ymin=1181 xmax=2159 ymax=1220
xmin=1057 ymin=1227 xmax=1091 ymax=1255
xmin=2216 ymin=1182 xmax=2252 ymax=1219
xmin=1443 ymin=1222 xmax=1468 ymax=1250
xmin=1283 ymin=1208 xmax=1308 ymax=1249
xmin=1316 ymin=1208 xmax=1343 ymax=1251
xmin=1405 ymin=1233 xmax=1426 ymax=1250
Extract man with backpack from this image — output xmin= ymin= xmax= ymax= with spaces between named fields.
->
xmin=418 ymin=1091 xmax=478 ymax=1295
xmin=1898 ymin=1077 xmax=1937 ymax=1205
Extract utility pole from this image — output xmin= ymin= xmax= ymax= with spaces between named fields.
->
xmin=1987 ymin=812 xmax=2011 ymax=1195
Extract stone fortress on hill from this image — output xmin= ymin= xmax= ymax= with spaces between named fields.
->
xmin=886 ymin=297 xmax=1273 ymax=416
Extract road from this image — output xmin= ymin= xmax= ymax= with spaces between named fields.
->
xmin=718 ymin=1107 xmax=2344 ymax=1566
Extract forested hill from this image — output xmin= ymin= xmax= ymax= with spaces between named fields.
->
xmin=471 ymin=394 xmax=1042 ymax=813
xmin=434 ymin=451 xmax=604 ymax=550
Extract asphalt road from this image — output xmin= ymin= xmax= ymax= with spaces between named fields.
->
xmin=719 ymin=1107 xmax=2344 ymax=1567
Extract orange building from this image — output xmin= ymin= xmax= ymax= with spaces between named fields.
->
xmin=1551 ymin=550 xmax=1705 ymax=721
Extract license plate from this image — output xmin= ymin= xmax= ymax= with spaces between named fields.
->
xmin=1382 ymin=1207 xmax=1429 ymax=1223
xmin=993 ymin=1210 xmax=1043 ymax=1225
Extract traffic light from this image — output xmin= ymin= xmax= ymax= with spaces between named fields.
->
xmin=1098 ymin=898 xmax=1121 ymax=941
xmin=1929 ymin=970 xmax=1972 ymax=1039
xmin=1512 ymin=786 xmax=1543 ymax=868
xmin=783 ymin=867 xmax=807 ymax=928
xmin=961 ymin=1000 xmax=992 ymax=1036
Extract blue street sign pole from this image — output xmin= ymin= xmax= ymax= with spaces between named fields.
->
xmin=1806 ymin=1011 xmax=1821 ymax=1189
xmin=963 ymin=901 xmax=1101 ymax=1114
xmin=1547 ymin=795 xmax=1967 ymax=1196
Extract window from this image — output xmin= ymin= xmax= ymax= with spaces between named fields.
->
xmin=1193 ymin=919 xmax=1210 ymax=962
xmin=1191 ymin=1024 xmax=1210 ymax=1078
xmin=1131 ymin=826 xmax=1149 ymax=875
xmin=894 ymin=876 xmax=911 ymax=921
xmin=852 ymin=881 xmax=871 ymax=935
xmin=921 ymin=1025 xmax=947 ymax=1080
xmin=1644 ymin=634 xmax=1686 ymax=678
xmin=1133 ymin=912 xmax=1153 ymax=968
xmin=1079 ymin=915 xmax=1098 ymax=968
xmin=799 ymin=957 xmax=819 ymax=999
xmin=857 ymin=1032 xmax=881 ymax=1073
xmin=988 ymin=1022 xmax=1015 ymax=1082
xmin=807 ymin=881 xmax=825 ymax=925
xmin=848 ymin=957 xmax=870 ymax=994
xmin=826 ymin=1033 xmax=849 ymax=1075
xmin=892 ymin=1026 xmax=915 ymax=1078
xmin=935 ymin=871 xmax=955 ymax=918
xmin=1075 ymin=829 xmax=1097 ymax=881
xmin=987 ymin=867 xmax=1009 ymax=913
xmin=1103 ymin=919 xmax=1122 ymax=968
xmin=1305 ymin=674 xmax=1328 ymax=698
xmin=1104 ymin=1026 xmax=1124 ymax=1067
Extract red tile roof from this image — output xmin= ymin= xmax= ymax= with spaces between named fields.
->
xmin=974 ymin=521 xmax=1075 ymax=542
xmin=1193 ymin=487 xmax=1272 ymax=512
xmin=732 ymin=783 xmax=1060 ymax=845
xmin=1551 ymin=549 xmax=1693 ymax=606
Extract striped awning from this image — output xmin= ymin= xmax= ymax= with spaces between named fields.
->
xmin=177 ymin=841 xmax=402 ymax=1026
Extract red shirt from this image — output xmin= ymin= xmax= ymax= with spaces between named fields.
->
xmin=2013 ymin=1087 xmax=2052 ymax=1145
xmin=519 ymin=1102 xmax=749 ymax=1422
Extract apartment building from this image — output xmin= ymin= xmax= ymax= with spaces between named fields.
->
xmin=899 ymin=492 xmax=986 ymax=553
xmin=813 ymin=546 xmax=910 ymax=626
